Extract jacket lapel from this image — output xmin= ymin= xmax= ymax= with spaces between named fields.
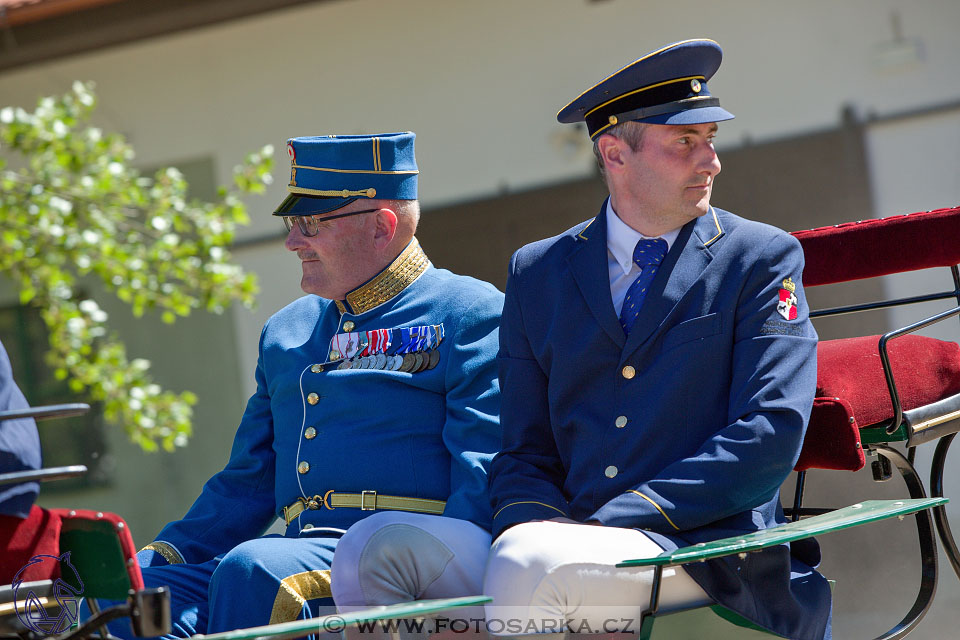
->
xmin=621 ymin=207 xmax=725 ymax=360
xmin=567 ymin=201 xmax=626 ymax=349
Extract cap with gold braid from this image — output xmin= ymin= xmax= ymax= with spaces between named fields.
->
xmin=557 ymin=39 xmax=734 ymax=140
xmin=274 ymin=132 xmax=419 ymax=217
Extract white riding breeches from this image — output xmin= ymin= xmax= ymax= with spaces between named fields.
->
xmin=483 ymin=520 xmax=711 ymax=636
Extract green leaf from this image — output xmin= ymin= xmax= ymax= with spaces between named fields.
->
xmin=0 ymin=83 xmax=269 ymax=452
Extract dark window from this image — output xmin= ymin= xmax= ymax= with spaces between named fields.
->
xmin=0 ymin=302 xmax=110 ymax=490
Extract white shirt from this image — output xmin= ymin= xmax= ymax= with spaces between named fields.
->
xmin=606 ymin=200 xmax=681 ymax=315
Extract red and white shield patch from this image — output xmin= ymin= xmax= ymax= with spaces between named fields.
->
xmin=286 ymin=142 xmax=296 ymax=162
xmin=777 ymin=287 xmax=798 ymax=320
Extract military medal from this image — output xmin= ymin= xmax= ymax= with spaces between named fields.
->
xmin=374 ymin=353 xmax=387 ymax=370
xmin=427 ymin=349 xmax=440 ymax=369
xmin=416 ymin=353 xmax=431 ymax=372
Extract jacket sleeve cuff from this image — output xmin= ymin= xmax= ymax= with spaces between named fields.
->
xmin=138 ymin=541 xmax=184 ymax=567
xmin=492 ymin=500 xmax=570 ymax=539
xmin=589 ymin=489 xmax=680 ymax=532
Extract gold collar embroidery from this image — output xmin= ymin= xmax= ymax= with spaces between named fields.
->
xmin=334 ymin=238 xmax=430 ymax=315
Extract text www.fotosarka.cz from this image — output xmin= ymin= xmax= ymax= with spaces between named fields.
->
xmin=347 ymin=616 xmax=642 ymax=635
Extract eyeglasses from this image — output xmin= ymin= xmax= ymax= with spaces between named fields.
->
xmin=282 ymin=208 xmax=379 ymax=237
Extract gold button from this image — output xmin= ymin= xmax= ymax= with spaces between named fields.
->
xmin=307 ymin=393 xmax=319 ymax=405
xmin=343 ymin=321 xmax=355 ymax=332
xmin=302 ymin=524 xmax=314 ymax=530
xmin=330 ymin=351 xmax=339 ymax=360
xmin=310 ymin=364 xmax=323 ymax=374
xmin=615 ymin=416 xmax=628 ymax=428
xmin=622 ymin=365 xmax=635 ymax=379
xmin=298 ymin=461 xmax=310 ymax=474
xmin=305 ymin=427 xmax=317 ymax=440
xmin=605 ymin=465 xmax=618 ymax=478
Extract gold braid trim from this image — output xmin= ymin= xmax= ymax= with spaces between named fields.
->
xmin=140 ymin=541 xmax=184 ymax=565
xmin=269 ymin=570 xmax=332 ymax=624
xmin=342 ymin=238 xmax=430 ymax=314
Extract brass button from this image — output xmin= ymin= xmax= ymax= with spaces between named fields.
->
xmin=304 ymin=426 xmax=317 ymax=440
xmin=343 ymin=320 xmax=355 ymax=332
xmin=605 ymin=465 xmax=618 ymax=478
xmin=310 ymin=363 xmax=323 ymax=374
xmin=302 ymin=524 xmax=314 ymax=530
xmin=307 ymin=392 xmax=319 ymax=405
xmin=621 ymin=365 xmax=635 ymax=379
xmin=298 ymin=461 xmax=310 ymax=474
xmin=330 ymin=351 xmax=339 ymax=360
xmin=615 ymin=416 xmax=628 ymax=428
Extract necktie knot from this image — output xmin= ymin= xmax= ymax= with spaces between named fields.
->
xmin=619 ymin=237 xmax=667 ymax=336
xmin=632 ymin=237 xmax=668 ymax=268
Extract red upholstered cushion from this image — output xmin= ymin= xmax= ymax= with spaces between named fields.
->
xmin=798 ymin=334 xmax=960 ymax=472
xmin=792 ymin=206 xmax=960 ymax=286
xmin=0 ymin=505 xmax=63 ymax=583
xmin=796 ymin=396 xmax=864 ymax=472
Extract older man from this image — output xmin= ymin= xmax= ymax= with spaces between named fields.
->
xmin=125 ymin=132 xmax=502 ymax=636
xmin=484 ymin=40 xmax=831 ymax=639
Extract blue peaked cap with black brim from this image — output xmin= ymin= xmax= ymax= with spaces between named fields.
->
xmin=273 ymin=132 xmax=419 ymax=217
xmin=557 ymin=39 xmax=735 ymax=139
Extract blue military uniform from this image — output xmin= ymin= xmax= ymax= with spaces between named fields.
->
xmin=0 ymin=338 xmax=41 ymax=518
xmin=125 ymin=133 xmax=503 ymax=636
xmin=488 ymin=41 xmax=832 ymax=640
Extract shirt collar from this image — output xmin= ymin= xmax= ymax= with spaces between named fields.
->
xmin=605 ymin=200 xmax=681 ymax=276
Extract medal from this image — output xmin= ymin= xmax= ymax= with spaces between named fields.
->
xmin=427 ymin=349 xmax=440 ymax=369
xmin=415 ymin=353 xmax=430 ymax=372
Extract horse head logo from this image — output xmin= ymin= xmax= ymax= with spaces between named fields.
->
xmin=12 ymin=552 xmax=85 ymax=635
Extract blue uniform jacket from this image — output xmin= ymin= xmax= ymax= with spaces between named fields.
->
xmin=489 ymin=204 xmax=831 ymax=640
xmin=0 ymin=338 xmax=41 ymax=518
xmin=142 ymin=240 xmax=503 ymax=566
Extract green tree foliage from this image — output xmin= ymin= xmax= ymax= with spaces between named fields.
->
xmin=0 ymin=82 xmax=273 ymax=452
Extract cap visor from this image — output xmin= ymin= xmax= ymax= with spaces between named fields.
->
xmin=638 ymin=105 xmax=735 ymax=126
xmin=273 ymin=193 xmax=360 ymax=216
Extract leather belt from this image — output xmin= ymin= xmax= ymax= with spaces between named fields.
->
xmin=283 ymin=490 xmax=446 ymax=525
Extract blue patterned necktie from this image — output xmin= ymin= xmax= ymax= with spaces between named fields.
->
xmin=619 ymin=237 xmax=668 ymax=335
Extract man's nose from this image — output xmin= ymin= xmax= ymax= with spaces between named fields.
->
xmin=698 ymin=143 xmax=721 ymax=178
xmin=284 ymin=222 xmax=305 ymax=251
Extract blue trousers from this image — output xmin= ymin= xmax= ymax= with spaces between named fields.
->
xmin=88 ymin=534 xmax=340 ymax=639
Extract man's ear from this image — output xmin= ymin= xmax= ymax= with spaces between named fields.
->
xmin=372 ymin=208 xmax=398 ymax=249
xmin=596 ymin=134 xmax=627 ymax=173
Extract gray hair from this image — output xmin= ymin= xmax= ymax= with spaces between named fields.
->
xmin=592 ymin=121 xmax=649 ymax=179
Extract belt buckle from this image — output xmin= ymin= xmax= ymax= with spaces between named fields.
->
xmin=360 ymin=490 xmax=377 ymax=511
